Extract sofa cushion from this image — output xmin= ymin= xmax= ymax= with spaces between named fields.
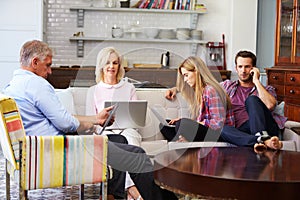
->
xmin=136 ymin=89 xmax=190 ymax=141
xmin=56 ymin=87 xmax=300 ymax=152
xmin=56 ymin=88 xmax=76 ymax=115
xmin=85 ymin=85 xmax=96 ymax=115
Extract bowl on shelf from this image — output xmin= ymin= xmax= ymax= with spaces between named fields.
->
xmin=191 ymin=29 xmax=203 ymax=40
xmin=144 ymin=27 xmax=160 ymax=39
xmin=176 ymin=28 xmax=190 ymax=40
xmin=158 ymin=29 xmax=176 ymax=39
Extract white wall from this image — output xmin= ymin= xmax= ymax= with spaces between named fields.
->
xmin=42 ymin=0 xmax=257 ymax=79
xmin=256 ymin=0 xmax=276 ymax=70
xmin=0 ymin=0 xmax=258 ymax=88
xmin=0 ymin=0 xmax=44 ymax=90
xmin=230 ymin=0 xmax=258 ymax=80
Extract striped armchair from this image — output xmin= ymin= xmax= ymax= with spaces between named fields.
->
xmin=0 ymin=94 xmax=109 ymax=200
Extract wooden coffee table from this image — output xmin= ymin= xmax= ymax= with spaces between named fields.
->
xmin=154 ymin=147 xmax=300 ymax=199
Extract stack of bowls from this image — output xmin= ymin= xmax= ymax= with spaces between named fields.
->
xmin=158 ymin=29 xmax=176 ymax=39
xmin=144 ymin=27 xmax=160 ymax=39
xmin=176 ymin=28 xmax=190 ymax=40
xmin=191 ymin=30 xmax=203 ymax=40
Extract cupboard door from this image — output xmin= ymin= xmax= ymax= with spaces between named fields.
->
xmin=276 ymin=0 xmax=294 ymax=64
xmin=295 ymin=0 xmax=300 ymax=63
xmin=275 ymin=0 xmax=300 ymax=65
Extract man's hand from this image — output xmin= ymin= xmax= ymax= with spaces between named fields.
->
xmin=97 ymin=106 xmax=115 ymax=126
xmin=165 ymin=87 xmax=177 ymax=101
xmin=250 ymin=67 xmax=260 ymax=84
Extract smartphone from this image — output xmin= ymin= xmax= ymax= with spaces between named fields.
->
xmin=250 ymin=71 xmax=254 ymax=79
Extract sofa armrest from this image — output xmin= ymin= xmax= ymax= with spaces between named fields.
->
xmin=285 ymin=120 xmax=300 ymax=129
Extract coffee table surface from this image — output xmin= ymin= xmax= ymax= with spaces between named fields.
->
xmin=154 ymin=147 xmax=300 ymax=199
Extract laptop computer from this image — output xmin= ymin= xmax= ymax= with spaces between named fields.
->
xmin=150 ymin=107 xmax=175 ymax=128
xmin=104 ymin=100 xmax=148 ymax=129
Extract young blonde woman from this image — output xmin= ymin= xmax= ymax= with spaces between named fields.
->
xmin=160 ymin=56 xmax=234 ymax=142
xmin=91 ymin=47 xmax=143 ymax=200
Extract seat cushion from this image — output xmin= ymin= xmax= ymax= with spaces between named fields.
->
xmin=0 ymin=95 xmax=26 ymax=172
xmin=22 ymin=135 xmax=108 ymax=190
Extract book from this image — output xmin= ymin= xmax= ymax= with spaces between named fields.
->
xmin=182 ymin=0 xmax=186 ymax=10
xmin=169 ymin=0 xmax=175 ymax=9
xmin=190 ymin=0 xmax=195 ymax=10
xmin=158 ymin=0 xmax=165 ymax=9
xmin=185 ymin=0 xmax=190 ymax=10
xmin=143 ymin=0 xmax=150 ymax=8
xmin=132 ymin=0 xmax=144 ymax=8
xmin=138 ymin=0 xmax=147 ymax=8
xmin=174 ymin=0 xmax=179 ymax=10
xmin=147 ymin=0 xmax=155 ymax=8
xmin=163 ymin=0 xmax=170 ymax=9
xmin=152 ymin=0 xmax=159 ymax=8
xmin=178 ymin=0 xmax=182 ymax=10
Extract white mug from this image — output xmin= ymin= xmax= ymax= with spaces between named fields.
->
xmin=112 ymin=27 xmax=123 ymax=38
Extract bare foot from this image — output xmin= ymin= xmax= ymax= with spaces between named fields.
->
xmin=254 ymin=143 xmax=267 ymax=153
xmin=263 ymin=136 xmax=283 ymax=150
xmin=127 ymin=186 xmax=143 ymax=200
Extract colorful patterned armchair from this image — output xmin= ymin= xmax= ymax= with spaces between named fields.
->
xmin=0 ymin=94 xmax=109 ymax=200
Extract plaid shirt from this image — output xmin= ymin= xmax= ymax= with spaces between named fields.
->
xmin=197 ymin=85 xmax=235 ymax=130
xmin=220 ymin=80 xmax=287 ymax=129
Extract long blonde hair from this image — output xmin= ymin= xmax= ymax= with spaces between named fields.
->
xmin=95 ymin=47 xmax=125 ymax=83
xmin=176 ymin=56 xmax=231 ymax=119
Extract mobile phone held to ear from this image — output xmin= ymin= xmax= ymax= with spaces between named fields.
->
xmin=250 ymin=71 xmax=254 ymax=77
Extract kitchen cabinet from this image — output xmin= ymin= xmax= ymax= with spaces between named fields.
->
xmin=266 ymin=68 xmax=300 ymax=122
xmin=47 ymin=67 xmax=231 ymax=89
xmin=69 ymin=6 xmax=207 ymax=57
xmin=267 ymin=0 xmax=300 ymax=122
xmin=275 ymin=0 xmax=300 ymax=66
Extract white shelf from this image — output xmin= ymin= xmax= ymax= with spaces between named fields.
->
xmin=69 ymin=6 xmax=207 ymax=57
xmin=70 ymin=6 xmax=205 ymax=28
xmin=69 ymin=36 xmax=207 ymax=44
xmin=69 ymin=6 xmax=207 ymax=14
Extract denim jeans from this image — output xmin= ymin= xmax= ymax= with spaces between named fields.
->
xmin=221 ymin=96 xmax=280 ymax=146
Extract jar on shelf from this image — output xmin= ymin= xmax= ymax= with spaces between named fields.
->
xmin=120 ymin=0 xmax=130 ymax=8
xmin=105 ymin=0 xmax=117 ymax=8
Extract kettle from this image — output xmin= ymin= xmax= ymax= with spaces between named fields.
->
xmin=161 ymin=51 xmax=170 ymax=68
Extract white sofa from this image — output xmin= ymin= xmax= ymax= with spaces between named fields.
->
xmin=56 ymin=87 xmax=300 ymax=154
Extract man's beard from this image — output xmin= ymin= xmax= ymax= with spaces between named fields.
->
xmin=239 ymin=74 xmax=252 ymax=83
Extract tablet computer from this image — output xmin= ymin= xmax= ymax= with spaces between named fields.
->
xmin=96 ymin=103 xmax=119 ymax=135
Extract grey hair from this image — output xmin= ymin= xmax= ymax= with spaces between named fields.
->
xmin=95 ymin=47 xmax=124 ymax=83
xmin=20 ymin=40 xmax=53 ymax=66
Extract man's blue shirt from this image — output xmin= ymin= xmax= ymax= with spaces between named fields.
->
xmin=3 ymin=69 xmax=79 ymax=136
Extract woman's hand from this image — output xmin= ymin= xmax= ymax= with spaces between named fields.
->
xmin=165 ymin=87 xmax=177 ymax=101
xmin=168 ymin=118 xmax=180 ymax=125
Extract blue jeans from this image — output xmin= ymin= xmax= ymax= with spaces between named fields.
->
xmin=221 ymin=96 xmax=280 ymax=146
